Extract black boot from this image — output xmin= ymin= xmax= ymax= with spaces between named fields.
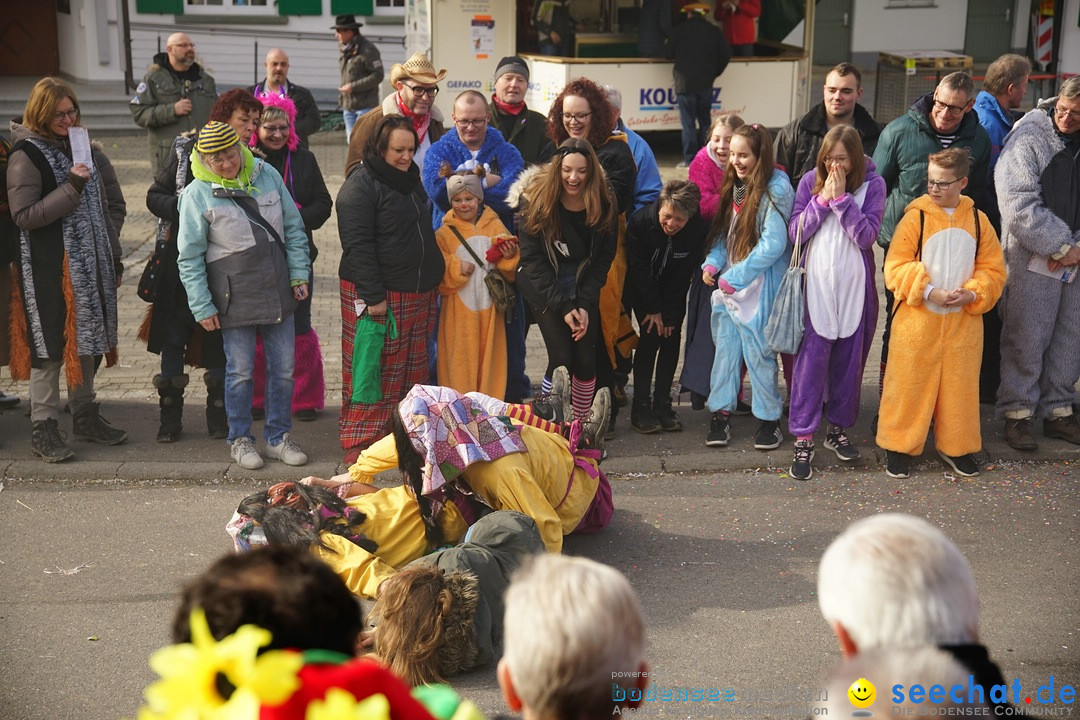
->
xmin=31 ymin=418 xmax=74 ymax=462
xmin=630 ymin=396 xmax=661 ymax=434
xmin=153 ymin=373 xmax=187 ymax=443
xmin=204 ymin=372 xmax=228 ymax=440
xmin=72 ymin=403 xmax=127 ymax=445
xmin=652 ymin=397 xmax=682 ymax=432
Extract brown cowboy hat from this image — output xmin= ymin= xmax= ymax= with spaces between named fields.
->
xmin=331 ymin=14 xmax=363 ymax=30
xmin=389 ymin=52 xmax=447 ymax=86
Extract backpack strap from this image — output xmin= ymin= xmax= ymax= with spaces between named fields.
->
xmin=888 ymin=209 xmax=925 ymax=323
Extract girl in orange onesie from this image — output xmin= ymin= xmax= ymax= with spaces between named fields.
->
xmin=876 ymin=148 xmax=1005 ymax=479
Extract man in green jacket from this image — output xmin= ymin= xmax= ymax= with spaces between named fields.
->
xmin=130 ymin=32 xmax=218 ymax=171
xmin=871 ymin=72 xmax=991 ymax=388
xmin=486 ymin=56 xmax=548 ymax=165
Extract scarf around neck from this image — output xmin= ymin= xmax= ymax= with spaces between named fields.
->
xmin=394 ymin=93 xmax=432 ymax=143
xmin=363 ymin=149 xmax=421 ymax=194
xmin=190 ymin=144 xmax=257 ymax=191
xmin=492 ymin=94 xmax=525 ymax=116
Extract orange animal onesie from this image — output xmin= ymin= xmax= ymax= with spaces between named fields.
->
xmin=435 ymin=206 xmax=517 ymax=398
xmin=876 ymin=194 xmax=1006 ymax=457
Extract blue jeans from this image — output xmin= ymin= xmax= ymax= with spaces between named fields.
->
xmin=222 ymin=317 xmax=295 ymax=444
xmin=343 ymin=109 xmax=371 ymax=142
xmin=677 ymin=90 xmax=712 ymax=164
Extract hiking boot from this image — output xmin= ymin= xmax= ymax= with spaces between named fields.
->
xmin=294 ymin=409 xmax=318 ymax=422
xmin=552 ymin=366 xmax=572 ymax=421
xmin=72 ymin=403 xmax=127 ymax=445
xmin=612 ymin=384 xmax=628 ymax=408
xmin=605 ymin=402 xmax=618 ymax=441
xmin=753 ymin=419 xmax=783 ymax=450
xmin=265 ymin=433 xmax=308 ymax=466
xmin=789 ymin=440 xmax=814 ymax=481
xmin=1003 ymin=418 xmax=1038 ymax=451
xmin=689 ymin=391 xmax=706 ymax=411
xmin=824 ymin=426 xmax=860 ymax=461
xmin=582 ymin=388 xmax=611 ymax=454
xmin=1043 ymin=414 xmax=1080 ymax=445
xmin=706 ymin=411 xmax=730 ymax=447
xmin=204 ymin=372 xmax=229 ymax=440
xmin=31 ymin=418 xmax=74 ymax=463
xmin=231 ymin=437 xmax=264 ymax=470
xmin=885 ymin=450 xmax=910 ymax=479
xmin=153 ymin=373 xmax=187 ymax=443
xmin=630 ymin=397 xmax=661 ymax=434
xmin=530 ymin=392 xmax=565 ymax=423
xmin=652 ymin=398 xmax=682 ymax=432
xmin=937 ymin=450 xmax=980 ymax=477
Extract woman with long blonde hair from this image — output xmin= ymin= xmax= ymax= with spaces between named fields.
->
xmin=701 ymin=124 xmax=794 ymax=450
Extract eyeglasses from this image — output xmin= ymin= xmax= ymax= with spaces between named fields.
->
xmin=169 ymin=42 xmax=195 ymax=49
xmin=262 ymin=124 xmax=290 ymax=136
xmin=454 ymin=118 xmax=486 ymax=128
xmin=1055 ymin=106 xmax=1080 ymax=121
xmin=207 ymin=148 xmax=241 ymax=167
xmin=927 ymin=178 xmax=960 ymax=190
xmin=932 ymin=97 xmax=968 ymax=116
xmin=52 ymin=109 xmax=79 ymax=122
xmin=402 ymin=83 xmax=439 ymax=97
xmin=564 ymin=111 xmax=592 ymax=123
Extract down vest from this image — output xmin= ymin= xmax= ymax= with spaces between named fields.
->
xmin=336 ymin=162 xmax=444 ymax=305
xmin=872 ymin=94 xmax=991 ymax=248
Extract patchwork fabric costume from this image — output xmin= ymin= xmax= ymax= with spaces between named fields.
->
xmin=704 ymin=168 xmax=794 ymax=420
xmin=787 ymin=158 xmax=886 ymax=437
xmin=876 ymin=195 xmax=1006 ymax=456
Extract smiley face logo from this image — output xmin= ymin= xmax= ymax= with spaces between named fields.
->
xmin=847 ymin=677 xmax=876 ymax=713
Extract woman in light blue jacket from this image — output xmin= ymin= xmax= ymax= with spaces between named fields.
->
xmin=177 ymin=121 xmax=310 ymax=471
xmin=700 ymin=124 xmax=794 ymax=451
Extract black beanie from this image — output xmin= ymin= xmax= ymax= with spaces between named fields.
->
xmin=493 ymin=56 xmax=530 ymax=84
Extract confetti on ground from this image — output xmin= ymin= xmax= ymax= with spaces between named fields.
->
xmin=44 ymin=562 xmax=92 ymax=576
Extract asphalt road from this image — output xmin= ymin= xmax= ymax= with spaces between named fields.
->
xmin=1 ymin=458 xmax=1077 ymax=720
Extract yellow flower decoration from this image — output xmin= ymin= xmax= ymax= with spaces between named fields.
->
xmin=136 ymin=608 xmax=303 ymax=720
xmin=305 ymin=689 xmax=391 ymax=720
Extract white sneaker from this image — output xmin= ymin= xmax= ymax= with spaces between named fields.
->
xmin=266 ymin=432 xmax=308 ymax=466
xmin=231 ymin=437 xmax=264 ymax=469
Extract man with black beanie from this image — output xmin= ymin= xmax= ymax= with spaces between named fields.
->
xmin=487 ymin=56 xmax=549 ymax=165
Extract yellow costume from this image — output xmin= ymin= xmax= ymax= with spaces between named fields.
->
xmin=311 ymin=484 xmax=468 ymax=599
xmin=877 ymin=195 xmax=1006 ymax=456
xmin=349 ymin=423 xmax=599 ymax=553
xmin=435 ymin=207 xmax=517 ymax=398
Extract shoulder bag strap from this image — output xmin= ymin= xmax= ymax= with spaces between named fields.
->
xmin=888 ymin=210 xmax=926 ymax=323
xmin=448 ymin=224 xmax=491 ymax=276
xmin=230 ymin=195 xmax=286 ymax=256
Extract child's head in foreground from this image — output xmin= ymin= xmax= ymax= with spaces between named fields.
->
xmin=926 ymin=147 xmax=971 ymax=209
xmin=498 ymin=555 xmax=647 ymax=720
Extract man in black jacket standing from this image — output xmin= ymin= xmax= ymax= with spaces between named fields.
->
xmin=666 ymin=3 xmax=731 ymax=167
xmin=774 ymin=62 xmax=881 ymax=188
xmin=248 ymin=49 xmax=321 ymax=148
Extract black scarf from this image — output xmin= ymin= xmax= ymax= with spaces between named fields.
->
xmin=363 ymin=149 xmax=420 ymax=195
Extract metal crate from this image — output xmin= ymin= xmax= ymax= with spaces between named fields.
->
xmin=874 ymin=51 xmax=973 ymax=123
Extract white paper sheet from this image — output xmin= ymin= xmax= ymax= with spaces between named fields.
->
xmin=68 ymin=127 xmax=93 ymax=169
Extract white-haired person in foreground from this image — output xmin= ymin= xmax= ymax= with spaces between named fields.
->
xmin=498 ymin=555 xmax=648 ymax=719
xmin=817 ymin=514 xmax=1008 ymax=702
xmin=823 ymin=647 xmax=989 ymax=716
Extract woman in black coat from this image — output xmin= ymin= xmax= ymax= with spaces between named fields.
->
xmin=335 ymin=115 xmax=445 ymax=463
xmin=251 ymin=94 xmax=332 ymax=421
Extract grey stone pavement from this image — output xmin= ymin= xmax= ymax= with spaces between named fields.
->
xmin=0 ymin=131 xmax=1077 ymax=720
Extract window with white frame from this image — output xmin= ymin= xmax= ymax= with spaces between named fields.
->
xmin=185 ymin=0 xmax=275 ymax=16
xmin=374 ymin=0 xmax=405 ymax=15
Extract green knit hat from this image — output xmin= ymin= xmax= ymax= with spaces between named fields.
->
xmin=195 ymin=121 xmax=239 ymax=154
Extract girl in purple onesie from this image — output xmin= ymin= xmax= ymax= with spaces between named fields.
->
xmin=787 ymin=125 xmax=885 ymax=481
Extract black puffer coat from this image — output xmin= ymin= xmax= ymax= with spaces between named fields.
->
xmin=625 ymin=199 xmax=707 ymax=326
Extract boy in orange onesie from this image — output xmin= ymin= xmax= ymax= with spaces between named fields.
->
xmin=876 ymin=148 xmax=1006 ymax=479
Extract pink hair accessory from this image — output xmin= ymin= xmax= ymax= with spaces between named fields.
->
xmin=250 ymin=92 xmax=300 ymax=151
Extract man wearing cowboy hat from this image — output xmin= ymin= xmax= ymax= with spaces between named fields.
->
xmin=345 ymin=52 xmax=447 ymax=177
xmin=666 ymin=2 xmax=731 ymax=167
xmin=334 ymin=14 xmax=383 ymax=143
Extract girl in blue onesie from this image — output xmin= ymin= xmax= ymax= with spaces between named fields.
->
xmin=701 ymin=124 xmax=794 ymax=450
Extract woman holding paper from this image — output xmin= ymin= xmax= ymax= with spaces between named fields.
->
xmin=6 ymin=77 xmax=127 ymax=463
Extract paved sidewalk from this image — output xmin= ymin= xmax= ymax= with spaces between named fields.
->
xmin=0 ymin=130 xmax=1074 ymax=480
